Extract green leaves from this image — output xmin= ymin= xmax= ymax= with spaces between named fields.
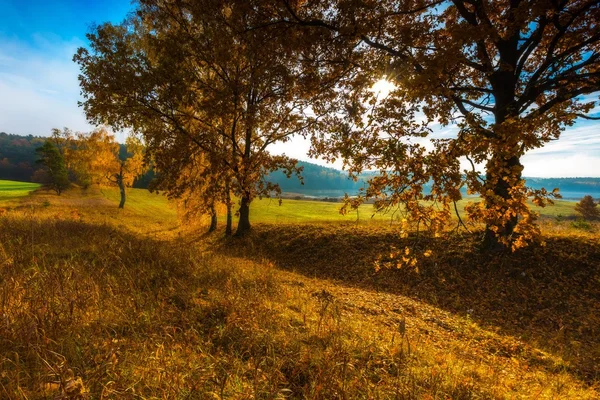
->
xmin=36 ymin=140 xmax=70 ymax=195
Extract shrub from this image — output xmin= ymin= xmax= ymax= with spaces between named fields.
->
xmin=575 ymin=195 xmax=599 ymax=220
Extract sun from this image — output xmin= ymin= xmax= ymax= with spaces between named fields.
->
xmin=371 ymin=77 xmax=396 ymax=98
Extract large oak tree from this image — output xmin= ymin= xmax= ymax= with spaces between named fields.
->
xmin=275 ymin=0 xmax=600 ymax=250
xmin=74 ymin=0 xmax=321 ymax=235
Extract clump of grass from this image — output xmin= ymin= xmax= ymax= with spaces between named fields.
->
xmin=571 ymin=219 xmax=593 ymax=231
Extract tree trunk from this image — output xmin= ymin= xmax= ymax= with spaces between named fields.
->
xmin=481 ymin=151 xmax=523 ymax=251
xmin=118 ymin=177 xmax=126 ymax=209
xmin=235 ymin=195 xmax=251 ymax=236
xmin=226 ymin=203 xmax=233 ymax=236
xmin=208 ymin=204 xmax=217 ymax=233
xmin=484 ymin=62 xmax=521 ymax=251
xmin=225 ymin=181 xmax=233 ymax=236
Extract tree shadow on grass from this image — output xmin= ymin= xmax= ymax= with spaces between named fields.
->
xmin=215 ymin=223 xmax=600 ymax=384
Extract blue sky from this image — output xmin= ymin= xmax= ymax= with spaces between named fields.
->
xmin=1 ymin=0 xmax=599 ymax=177
xmin=0 ymin=0 xmax=133 ymax=139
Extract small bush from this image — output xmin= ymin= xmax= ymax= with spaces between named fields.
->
xmin=575 ymin=195 xmax=599 ymax=220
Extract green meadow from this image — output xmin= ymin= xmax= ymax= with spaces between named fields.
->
xmin=0 ymin=180 xmax=40 ymax=203
xmin=0 ymin=180 xmax=579 ymax=225
xmin=98 ymin=186 xmax=580 ymax=225
xmin=97 ymin=186 xmax=580 ymax=223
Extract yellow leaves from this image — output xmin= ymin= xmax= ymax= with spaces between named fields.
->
xmin=375 ymin=243 xmax=425 ymax=272
xmin=40 ymin=382 xmax=61 ymax=396
xmin=69 ymin=128 xmax=146 ymax=191
xmin=64 ymin=376 xmax=87 ymax=397
xmin=222 ymin=5 xmax=232 ymax=19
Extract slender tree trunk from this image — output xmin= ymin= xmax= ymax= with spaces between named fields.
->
xmin=118 ymin=176 xmax=126 ymax=209
xmin=208 ymin=204 xmax=217 ymax=233
xmin=225 ymin=183 xmax=233 ymax=236
xmin=235 ymin=195 xmax=251 ymax=236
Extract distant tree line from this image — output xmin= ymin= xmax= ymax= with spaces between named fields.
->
xmin=270 ymin=162 xmax=371 ymax=194
xmin=3 ymin=128 xmax=600 ymax=223
xmin=0 ymin=132 xmax=366 ymax=194
xmin=0 ymin=132 xmax=45 ymax=182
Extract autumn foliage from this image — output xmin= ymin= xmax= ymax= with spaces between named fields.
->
xmin=273 ymin=0 xmax=599 ymax=251
xmin=73 ymin=0 xmax=599 ymax=245
xmin=74 ymin=0 xmax=324 ymax=235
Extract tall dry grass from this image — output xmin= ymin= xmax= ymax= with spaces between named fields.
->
xmin=0 ymin=195 xmax=598 ymax=399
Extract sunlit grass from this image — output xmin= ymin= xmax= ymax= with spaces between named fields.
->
xmin=88 ymin=186 xmax=581 ymax=229
xmin=1 ymin=188 xmax=598 ymax=398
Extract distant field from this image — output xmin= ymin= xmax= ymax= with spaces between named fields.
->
xmin=250 ymin=196 xmax=579 ymax=224
xmin=0 ymin=182 xmax=579 ymax=224
xmin=0 ymin=180 xmax=40 ymax=203
xmin=251 ymin=197 xmax=579 ymax=224
xmin=94 ymin=187 xmax=580 ymax=226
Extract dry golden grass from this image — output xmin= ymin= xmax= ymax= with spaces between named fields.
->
xmin=0 ymin=187 xmax=598 ymax=399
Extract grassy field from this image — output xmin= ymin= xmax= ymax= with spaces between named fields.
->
xmin=96 ymin=186 xmax=581 ymax=226
xmin=0 ymin=180 xmax=40 ymax=204
xmin=1 ymin=185 xmax=598 ymax=399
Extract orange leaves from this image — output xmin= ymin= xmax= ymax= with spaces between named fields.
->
xmin=284 ymin=0 xmax=600 ymax=251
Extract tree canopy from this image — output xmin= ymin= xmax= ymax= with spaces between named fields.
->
xmin=74 ymin=0 xmax=328 ymax=235
xmin=272 ymin=0 xmax=600 ymax=250
xmin=74 ymin=0 xmax=600 ymax=247
xmin=73 ymin=129 xmax=145 ymax=208
xmin=35 ymin=141 xmax=70 ymax=195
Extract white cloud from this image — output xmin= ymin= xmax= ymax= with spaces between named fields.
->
xmin=268 ymin=136 xmax=346 ymax=169
xmin=523 ymin=154 xmax=600 ymax=178
xmin=0 ymin=33 xmax=94 ymax=136
xmin=522 ymin=123 xmax=600 ymax=177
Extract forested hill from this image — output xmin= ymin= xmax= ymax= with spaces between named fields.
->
xmin=1 ymin=131 xmax=599 ymax=199
xmin=268 ymin=167 xmax=600 ymax=200
xmin=0 ymin=132 xmax=46 ymax=182
xmin=526 ymin=178 xmax=600 ymax=200
xmin=0 ymin=131 xmax=366 ymax=193
xmin=268 ymin=161 xmax=369 ymax=196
